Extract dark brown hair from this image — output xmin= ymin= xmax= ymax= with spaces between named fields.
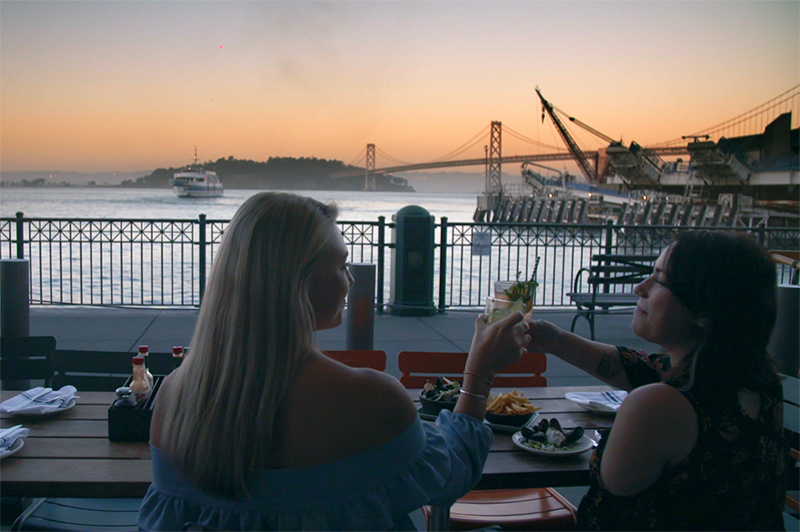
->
xmin=664 ymin=230 xmax=779 ymax=401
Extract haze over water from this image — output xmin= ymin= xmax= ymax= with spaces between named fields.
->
xmin=0 ymin=188 xmax=479 ymax=223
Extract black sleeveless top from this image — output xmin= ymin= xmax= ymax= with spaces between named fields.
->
xmin=577 ymin=347 xmax=787 ymax=531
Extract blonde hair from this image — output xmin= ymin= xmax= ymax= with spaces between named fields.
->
xmin=160 ymin=192 xmax=338 ymax=499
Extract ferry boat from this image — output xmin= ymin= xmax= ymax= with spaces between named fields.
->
xmin=169 ymin=152 xmax=223 ymax=198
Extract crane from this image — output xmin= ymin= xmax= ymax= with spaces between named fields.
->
xmin=520 ymin=161 xmax=566 ymax=196
xmin=535 ymin=87 xmax=617 ymax=184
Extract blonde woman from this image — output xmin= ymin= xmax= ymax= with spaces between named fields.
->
xmin=138 ymin=192 xmax=529 ymax=531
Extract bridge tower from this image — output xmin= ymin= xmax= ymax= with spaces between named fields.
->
xmin=486 ymin=121 xmax=502 ymax=193
xmin=365 ymin=143 xmax=376 ymax=191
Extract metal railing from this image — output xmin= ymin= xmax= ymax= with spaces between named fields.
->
xmin=2 ymin=212 xmax=797 ymax=310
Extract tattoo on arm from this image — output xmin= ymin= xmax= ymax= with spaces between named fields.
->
xmin=596 ymin=352 xmax=623 ymax=379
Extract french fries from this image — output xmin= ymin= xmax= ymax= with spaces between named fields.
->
xmin=486 ymin=390 xmax=541 ymax=415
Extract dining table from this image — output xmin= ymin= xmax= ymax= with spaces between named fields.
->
xmin=0 ymin=385 xmax=616 ymax=501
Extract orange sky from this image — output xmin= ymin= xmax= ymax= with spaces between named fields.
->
xmin=1 ymin=1 xmax=798 ymax=173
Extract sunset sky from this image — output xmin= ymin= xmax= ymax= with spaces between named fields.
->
xmin=1 ymin=1 xmax=798 ymax=174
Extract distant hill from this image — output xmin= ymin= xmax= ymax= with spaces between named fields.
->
xmin=121 ymin=156 xmax=414 ymax=192
xmin=0 ymin=170 xmax=147 ymax=186
xmin=1 ymin=156 xmax=415 ymax=192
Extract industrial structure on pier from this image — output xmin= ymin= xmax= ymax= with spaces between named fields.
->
xmin=332 ymin=86 xmax=799 ymax=227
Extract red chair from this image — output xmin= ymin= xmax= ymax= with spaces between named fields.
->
xmin=398 ymin=351 xmax=546 ymax=389
xmin=397 ymin=351 xmax=577 ymax=531
xmin=323 ymin=350 xmax=387 ymax=371
xmin=422 ymin=488 xmax=577 ymax=531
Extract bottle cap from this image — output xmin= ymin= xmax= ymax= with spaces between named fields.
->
xmin=132 ymin=355 xmax=144 ymax=365
xmin=172 ymin=346 xmax=183 ymax=355
xmin=138 ymin=345 xmax=148 ymax=354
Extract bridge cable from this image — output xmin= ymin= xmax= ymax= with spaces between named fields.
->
xmin=347 ymin=146 xmax=367 ymax=167
xmin=652 ymin=84 xmax=800 ymax=146
xmin=426 ymin=124 xmax=492 ymax=163
xmin=374 ymin=147 xmax=415 ymax=166
xmin=503 ymin=125 xmax=563 ymax=151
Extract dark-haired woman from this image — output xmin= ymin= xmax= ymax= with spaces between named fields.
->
xmin=526 ymin=230 xmax=786 ymax=530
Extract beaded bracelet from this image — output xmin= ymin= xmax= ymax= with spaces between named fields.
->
xmin=463 ymin=371 xmax=494 ymax=387
xmin=459 ymin=389 xmax=488 ymax=401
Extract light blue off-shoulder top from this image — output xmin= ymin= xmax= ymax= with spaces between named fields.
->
xmin=138 ymin=411 xmax=492 ymax=531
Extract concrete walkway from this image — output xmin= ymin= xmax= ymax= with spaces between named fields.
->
xmin=28 ymin=305 xmax=660 ymax=387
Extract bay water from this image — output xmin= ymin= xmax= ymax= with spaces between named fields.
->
xmin=0 ymin=188 xmax=479 ymax=223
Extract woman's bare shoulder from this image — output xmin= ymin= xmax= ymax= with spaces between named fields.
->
xmin=281 ymin=356 xmax=418 ymax=458
xmin=600 ymin=383 xmax=698 ymax=495
xmin=331 ymin=366 xmax=418 ymax=433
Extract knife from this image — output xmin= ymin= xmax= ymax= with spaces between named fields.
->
xmin=12 ymin=388 xmax=53 ymax=410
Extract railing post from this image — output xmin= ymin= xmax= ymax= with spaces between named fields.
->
xmin=601 ymin=220 xmax=615 ymax=294
xmin=15 ymin=212 xmax=24 ymax=259
xmin=198 ymin=214 xmax=207 ymax=306
xmin=438 ymin=216 xmax=448 ymax=313
xmin=603 ymin=219 xmax=614 ymax=256
xmin=376 ymin=216 xmax=385 ymax=315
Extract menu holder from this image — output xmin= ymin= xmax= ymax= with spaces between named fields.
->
xmin=107 ymin=376 xmax=163 ymax=442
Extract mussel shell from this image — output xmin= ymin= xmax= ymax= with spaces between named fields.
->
xmin=529 ymin=432 xmax=548 ymax=443
xmin=549 ymin=418 xmax=562 ymax=431
xmin=565 ymin=426 xmax=585 ymax=444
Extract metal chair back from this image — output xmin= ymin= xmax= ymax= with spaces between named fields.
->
xmin=0 ymin=336 xmax=56 ymax=387
xmin=323 ymin=350 xmax=387 ymax=371
xmin=398 ymin=351 xmax=546 ymax=389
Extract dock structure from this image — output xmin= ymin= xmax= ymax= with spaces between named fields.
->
xmin=475 ymin=191 xmax=798 ymax=228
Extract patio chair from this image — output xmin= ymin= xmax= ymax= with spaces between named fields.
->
xmin=0 ymin=336 xmax=56 ymax=388
xmin=52 ymin=349 xmax=173 ymax=391
xmin=11 ymin=498 xmax=140 ymax=531
xmin=323 ymin=350 xmax=387 ymax=371
xmin=783 ymin=374 xmax=800 ymax=530
xmin=397 ymin=351 xmax=578 ymax=531
xmin=9 ymin=347 xmax=174 ymax=531
xmin=398 ymin=351 xmax=546 ymax=389
xmin=0 ymin=336 xmax=58 ymax=526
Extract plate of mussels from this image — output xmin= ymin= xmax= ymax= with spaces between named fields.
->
xmin=512 ymin=417 xmax=594 ymax=457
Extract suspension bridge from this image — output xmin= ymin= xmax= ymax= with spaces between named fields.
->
xmin=331 ymin=86 xmax=800 ymax=195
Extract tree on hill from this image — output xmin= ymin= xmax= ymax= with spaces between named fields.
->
xmin=119 ymin=156 xmax=412 ymax=192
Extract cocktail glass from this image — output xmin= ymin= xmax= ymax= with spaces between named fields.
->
xmin=485 ymin=296 xmax=526 ymax=324
xmin=493 ymin=281 xmax=535 ymax=314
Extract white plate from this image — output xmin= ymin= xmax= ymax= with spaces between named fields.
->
xmin=565 ymin=391 xmax=626 ymax=416
xmin=0 ymin=438 xmax=24 ymax=460
xmin=571 ymin=403 xmax=617 ymax=417
xmin=511 ymin=431 xmax=594 ymax=457
xmin=5 ymin=398 xmax=76 ymax=417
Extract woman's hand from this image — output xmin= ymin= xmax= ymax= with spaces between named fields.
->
xmin=524 ymin=316 xmax=634 ymax=390
xmin=525 ymin=319 xmax=564 ymax=354
xmin=465 ymin=311 xmax=530 ymax=378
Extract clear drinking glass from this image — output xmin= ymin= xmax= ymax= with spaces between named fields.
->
xmin=484 ymin=296 xmax=524 ymax=324
xmin=493 ymin=280 xmax=535 ymax=314
xmin=493 ymin=281 xmax=516 ymax=301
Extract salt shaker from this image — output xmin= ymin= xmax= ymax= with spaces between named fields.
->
xmin=113 ymin=387 xmax=137 ymax=409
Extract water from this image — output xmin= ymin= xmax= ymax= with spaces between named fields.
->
xmin=0 ymin=188 xmax=478 ymax=223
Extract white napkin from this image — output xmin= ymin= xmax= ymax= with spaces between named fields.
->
xmin=0 ymin=386 xmax=79 ymax=415
xmin=0 ymin=425 xmax=28 ymax=449
xmin=565 ymin=390 xmax=628 ymax=413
